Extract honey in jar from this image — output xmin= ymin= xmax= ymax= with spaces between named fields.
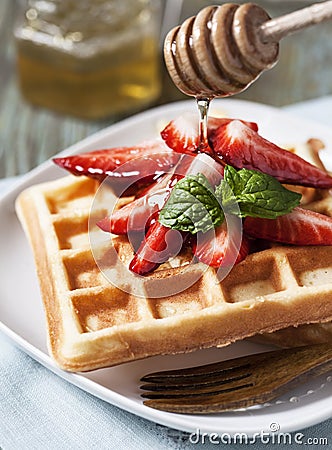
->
xmin=14 ymin=0 xmax=162 ymax=119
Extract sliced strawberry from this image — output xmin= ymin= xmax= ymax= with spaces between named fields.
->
xmin=97 ymin=176 xmax=170 ymax=235
xmin=97 ymin=198 xmax=158 ymax=235
xmin=129 ymin=154 xmax=226 ymax=275
xmin=208 ymin=117 xmax=258 ymax=133
xmin=161 ymin=114 xmax=199 ymax=155
xmin=53 ymin=140 xmax=180 ymax=195
xmin=181 ymin=152 xmax=224 ymax=186
xmin=160 ymin=114 xmax=258 ymax=155
xmin=54 ymin=140 xmax=168 ymax=176
xmin=99 ymin=154 xmax=195 ymax=239
xmin=244 ymin=207 xmax=332 ymax=245
xmin=210 ymin=120 xmax=332 ymax=188
xmin=129 ymin=222 xmax=185 ymax=275
xmin=193 ymin=221 xmax=250 ymax=268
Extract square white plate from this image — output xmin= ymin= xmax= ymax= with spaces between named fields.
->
xmin=1 ymin=99 xmax=332 ymax=436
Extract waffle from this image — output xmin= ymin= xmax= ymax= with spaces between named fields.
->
xmin=15 ymin=159 xmax=332 ymax=371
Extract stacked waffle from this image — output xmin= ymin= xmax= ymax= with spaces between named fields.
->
xmin=16 ymin=116 xmax=332 ymax=372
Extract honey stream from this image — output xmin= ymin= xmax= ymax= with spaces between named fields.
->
xmin=196 ymin=97 xmax=211 ymax=153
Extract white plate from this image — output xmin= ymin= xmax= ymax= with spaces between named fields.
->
xmin=1 ymin=99 xmax=332 ymax=437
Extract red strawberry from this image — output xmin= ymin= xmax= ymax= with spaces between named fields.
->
xmin=97 ymin=176 xmax=170 ymax=235
xmin=129 ymin=222 xmax=185 ymax=275
xmin=244 ymin=207 xmax=332 ymax=245
xmin=53 ymin=140 xmax=180 ymax=195
xmin=193 ymin=221 xmax=250 ymax=268
xmin=129 ymin=154 xmax=227 ymax=275
xmin=97 ymin=197 xmax=159 ymax=235
xmin=98 ymin=155 xmax=196 ymax=238
xmin=160 ymin=114 xmax=258 ymax=155
xmin=210 ymin=120 xmax=332 ymax=188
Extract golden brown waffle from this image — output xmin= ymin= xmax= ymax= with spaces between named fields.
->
xmin=255 ymin=138 xmax=332 ymax=348
xmin=15 ymin=165 xmax=332 ymax=371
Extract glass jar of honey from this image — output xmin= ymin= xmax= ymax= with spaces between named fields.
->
xmin=14 ymin=0 xmax=162 ymax=119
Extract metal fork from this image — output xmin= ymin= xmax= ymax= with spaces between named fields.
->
xmin=140 ymin=343 xmax=332 ymax=414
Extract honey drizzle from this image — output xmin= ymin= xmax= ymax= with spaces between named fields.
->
xmin=196 ymin=97 xmax=212 ymax=153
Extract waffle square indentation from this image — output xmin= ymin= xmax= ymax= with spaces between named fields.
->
xmin=221 ymin=256 xmax=285 ymax=303
xmin=147 ymin=267 xmax=217 ymax=318
xmin=54 ymin=215 xmax=90 ymax=250
xmin=63 ymin=250 xmax=107 ymax=290
xmin=71 ymin=287 xmax=141 ymax=332
xmin=53 ymin=208 xmax=107 ymax=250
xmin=287 ymin=247 xmax=332 ymax=287
xmin=45 ymin=178 xmax=99 ymax=214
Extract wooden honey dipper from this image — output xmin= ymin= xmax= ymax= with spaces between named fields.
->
xmin=164 ymin=1 xmax=332 ymax=98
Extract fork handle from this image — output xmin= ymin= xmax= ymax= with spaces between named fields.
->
xmin=259 ymin=0 xmax=332 ymax=43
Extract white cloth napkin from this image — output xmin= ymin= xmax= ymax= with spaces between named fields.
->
xmin=1 ymin=97 xmax=332 ymax=449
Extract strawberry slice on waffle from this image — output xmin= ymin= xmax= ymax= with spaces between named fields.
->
xmin=53 ymin=140 xmax=180 ymax=195
xmin=129 ymin=154 xmax=227 ymax=275
xmin=161 ymin=113 xmax=258 ymax=155
xmin=97 ymin=175 xmax=171 ymax=235
xmin=244 ymin=207 xmax=332 ymax=245
xmin=193 ymin=221 xmax=250 ymax=268
xmin=210 ymin=120 xmax=332 ymax=188
xmin=129 ymin=222 xmax=185 ymax=275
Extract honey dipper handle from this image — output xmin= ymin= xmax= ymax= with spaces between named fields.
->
xmin=259 ymin=0 xmax=332 ymax=44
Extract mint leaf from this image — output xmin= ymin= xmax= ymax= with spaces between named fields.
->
xmin=159 ymin=174 xmax=224 ymax=233
xmin=219 ymin=165 xmax=301 ymax=219
xmin=215 ymin=174 xmax=238 ymax=216
xmin=159 ymin=167 xmax=301 ymax=235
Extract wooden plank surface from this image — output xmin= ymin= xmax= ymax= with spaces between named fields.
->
xmin=0 ymin=0 xmax=331 ymax=178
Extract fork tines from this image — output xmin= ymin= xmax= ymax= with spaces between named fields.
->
xmin=140 ymin=352 xmax=263 ymax=413
xmin=139 ymin=344 xmax=332 ymax=414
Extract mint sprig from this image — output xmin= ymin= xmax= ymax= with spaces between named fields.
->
xmin=217 ymin=165 xmax=302 ymax=219
xmin=158 ymin=173 xmax=224 ymax=234
xmin=158 ymin=166 xmax=301 ymax=234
